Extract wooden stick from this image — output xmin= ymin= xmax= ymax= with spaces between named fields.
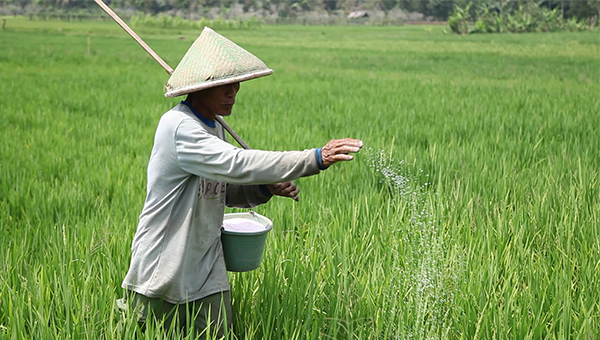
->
xmin=94 ymin=0 xmax=252 ymax=150
xmin=218 ymin=118 xmax=250 ymax=149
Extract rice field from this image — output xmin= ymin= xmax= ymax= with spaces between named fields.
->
xmin=0 ymin=18 xmax=599 ymax=339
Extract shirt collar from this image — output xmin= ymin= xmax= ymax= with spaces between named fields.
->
xmin=181 ymin=100 xmax=216 ymax=128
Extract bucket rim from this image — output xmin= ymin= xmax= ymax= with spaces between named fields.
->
xmin=221 ymin=212 xmax=273 ymax=236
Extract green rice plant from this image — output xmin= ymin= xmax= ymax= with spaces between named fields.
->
xmin=0 ymin=19 xmax=598 ymax=339
xmin=365 ymin=148 xmax=463 ymax=339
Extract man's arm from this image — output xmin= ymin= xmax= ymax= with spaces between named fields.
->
xmin=176 ymin=118 xmax=321 ymax=185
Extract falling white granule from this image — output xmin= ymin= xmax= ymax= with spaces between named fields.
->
xmin=365 ymin=147 xmax=462 ymax=338
xmin=223 ymin=218 xmax=266 ymax=233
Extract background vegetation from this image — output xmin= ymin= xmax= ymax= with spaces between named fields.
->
xmin=448 ymin=1 xmax=597 ymax=34
xmin=1 ymin=19 xmax=599 ymax=339
xmin=1 ymin=0 xmax=599 ymax=24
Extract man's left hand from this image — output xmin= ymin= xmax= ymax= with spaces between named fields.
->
xmin=266 ymin=182 xmax=299 ymax=201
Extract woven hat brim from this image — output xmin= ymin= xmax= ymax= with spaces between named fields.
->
xmin=164 ymin=69 xmax=273 ymax=98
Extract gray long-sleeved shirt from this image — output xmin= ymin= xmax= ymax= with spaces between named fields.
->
xmin=122 ymin=102 xmax=321 ymax=303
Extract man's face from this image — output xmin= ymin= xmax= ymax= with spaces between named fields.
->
xmin=200 ymin=82 xmax=240 ymax=116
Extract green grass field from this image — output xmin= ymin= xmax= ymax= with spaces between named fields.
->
xmin=1 ymin=18 xmax=599 ymax=339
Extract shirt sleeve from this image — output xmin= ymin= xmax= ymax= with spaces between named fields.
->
xmin=225 ymin=184 xmax=272 ymax=208
xmin=174 ymin=118 xmax=321 ymax=184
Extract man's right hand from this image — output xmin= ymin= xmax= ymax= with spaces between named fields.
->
xmin=321 ymin=138 xmax=364 ymax=168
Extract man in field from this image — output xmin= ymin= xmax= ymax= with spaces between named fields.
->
xmin=119 ymin=27 xmax=363 ymax=338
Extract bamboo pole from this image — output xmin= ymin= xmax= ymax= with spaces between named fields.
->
xmin=93 ymin=0 xmax=251 ymax=150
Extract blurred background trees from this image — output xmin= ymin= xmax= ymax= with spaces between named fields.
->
xmin=0 ymin=0 xmax=598 ymax=22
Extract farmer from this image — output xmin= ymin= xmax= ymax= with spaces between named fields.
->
xmin=119 ymin=27 xmax=363 ymax=338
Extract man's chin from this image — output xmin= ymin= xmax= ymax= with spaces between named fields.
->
xmin=218 ymin=109 xmax=233 ymax=117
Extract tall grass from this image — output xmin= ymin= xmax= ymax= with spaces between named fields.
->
xmin=0 ymin=19 xmax=599 ymax=339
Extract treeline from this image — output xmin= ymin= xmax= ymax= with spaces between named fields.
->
xmin=1 ymin=0 xmax=598 ymax=21
xmin=448 ymin=1 xmax=597 ymax=34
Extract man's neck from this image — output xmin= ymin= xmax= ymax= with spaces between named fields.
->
xmin=181 ymin=100 xmax=217 ymax=128
xmin=189 ymin=100 xmax=216 ymax=121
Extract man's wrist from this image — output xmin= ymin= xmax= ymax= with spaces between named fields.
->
xmin=259 ymin=184 xmax=273 ymax=197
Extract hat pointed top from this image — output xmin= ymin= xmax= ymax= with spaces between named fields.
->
xmin=164 ymin=27 xmax=273 ymax=97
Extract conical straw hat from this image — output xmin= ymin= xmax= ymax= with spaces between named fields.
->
xmin=164 ymin=27 xmax=273 ymax=97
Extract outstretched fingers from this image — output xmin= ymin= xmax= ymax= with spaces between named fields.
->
xmin=334 ymin=144 xmax=362 ymax=154
xmin=329 ymin=153 xmax=355 ymax=161
xmin=321 ymin=138 xmax=364 ymax=167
